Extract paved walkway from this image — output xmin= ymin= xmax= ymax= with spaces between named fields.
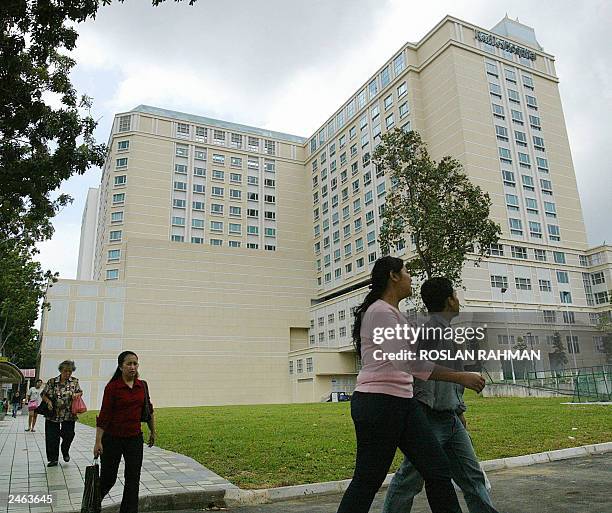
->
xmin=227 ymin=453 xmax=612 ymax=513
xmin=0 ymin=410 xmax=235 ymax=513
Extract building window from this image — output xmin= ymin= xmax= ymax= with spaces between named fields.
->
xmin=106 ymin=269 xmax=119 ymax=281
xmin=543 ymin=311 xmax=556 ymax=323
xmin=209 ymin=238 xmax=222 ymax=246
xmin=567 ymin=336 xmax=580 ymax=354
xmin=556 ymin=271 xmax=569 ymax=284
xmin=553 ymin=251 xmax=566 ymax=264
xmin=502 ymin=170 xmax=515 ymax=187
xmin=109 ymin=230 xmax=122 ymax=242
xmin=498 ymin=147 xmax=512 ymax=163
xmin=174 ymin=181 xmax=187 ymax=191
xmin=529 ymin=221 xmax=542 ymax=238
xmin=515 ymin=277 xmax=532 ymax=290
xmin=111 ymin=211 xmax=123 ymax=224
xmin=595 ymin=291 xmax=609 ymax=305
xmin=118 ymin=115 xmax=131 ymax=132
xmin=505 ymin=194 xmax=519 ymax=211
xmin=171 ymin=216 xmax=185 ymax=226
xmin=539 ymin=279 xmax=552 ymax=292
xmin=194 ymin=167 xmax=205 ymax=177
xmin=490 ymin=275 xmax=508 ymax=289
xmin=492 ymin=103 xmax=505 ymax=119
xmin=509 ymin=218 xmax=522 ymax=235
xmin=107 ymin=249 xmax=121 ymax=262
xmin=193 ymin=183 xmax=205 ymax=194
xmin=210 ymin=220 xmax=223 ymax=232
xmin=393 ymin=53 xmax=406 ymax=75
xmin=490 ymin=243 xmax=504 ymax=256
xmin=511 ymin=246 xmax=527 ymax=259
xmin=525 ymin=197 xmax=538 ymax=214
xmin=560 ymin=291 xmax=572 ymax=304
xmin=112 ymin=193 xmax=125 ymax=204
xmin=175 ymin=164 xmax=187 ymax=174
xmin=534 ymin=249 xmax=547 ymax=261
xmin=114 ymin=175 xmax=127 ymax=186
xmin=195 ymin=126 xmax=207 ymax=141
xmin=176 ymin=122 xmax=190 ymax=137
xmin=533 ymin=136 xmax=545 ymax=151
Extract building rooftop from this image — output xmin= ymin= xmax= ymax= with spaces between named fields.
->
xmin=130 ymin=105 xmax=308 ymax=145
xmin=490 ymin=14 xmax=543 ymax=50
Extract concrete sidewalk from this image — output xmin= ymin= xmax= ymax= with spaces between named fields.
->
xmin=0 ymin=411 xmax=235 ymax=513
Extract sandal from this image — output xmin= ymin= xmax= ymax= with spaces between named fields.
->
xmin=25 ymin=428 xmax=30 ymax=432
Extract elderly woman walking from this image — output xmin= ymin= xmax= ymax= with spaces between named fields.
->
xmin=41 ymin=360 xmax=83 ymax=467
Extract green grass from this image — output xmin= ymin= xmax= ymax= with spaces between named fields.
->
xmin=79 ymin=393 xmax=612 ymax=489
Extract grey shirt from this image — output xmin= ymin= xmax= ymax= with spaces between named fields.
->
xmin=413 ymin=313 xmax=466 ymax=414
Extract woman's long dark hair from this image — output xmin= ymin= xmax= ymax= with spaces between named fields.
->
xmin=352 ymin=256 xmax=405 ymax=356
xmin=109 ymin=351 xmax=138 ymax=384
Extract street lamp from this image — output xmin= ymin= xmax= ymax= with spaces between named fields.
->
xmin=501 ymin=287 xmax=516 ymax=384
xmin=526 ymin=331 xmax=536 ymax=378
xmin=564 ymin=303 xmax=579 ymax=370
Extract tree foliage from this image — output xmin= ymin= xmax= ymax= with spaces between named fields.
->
xmin=0 ymin=240 xmax=57 ymax=366
xmin=551 ymin=331 xmax=568 ymax=366
xmin=596 ymin=301 xmax=612 ymax=364
xmin=373 ymin=129 xmax=501 ymax=286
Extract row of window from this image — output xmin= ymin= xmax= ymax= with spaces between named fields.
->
xmin=491 ymin=274 xmax=573 ymax=302
xmin=496 ymin=334 xmax=604 ymax=355
xmin=173 ymin=166 xmax=276 ymax=187
xmin=489 ymin=244 xmax=567 ymax=263
xmin=175 ymin=145 xmax=277 ymax=172
xmin=171 ymin=218 xmax=276 ymax=236
xmin=508 ymin=217 xmax=560 ymax=241
xmin=175 ymin=123 xmax=277 ymax=155
xmin=310 ymin=52 xmax=407 ymax=152
xmin=169 ymin=235 xmax=276 ymax=251
xmin=289 ymin=357 xmax=314 ymax=375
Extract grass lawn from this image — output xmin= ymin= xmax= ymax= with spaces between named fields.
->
xmin=79 ymin=393 xmax=612 ymax=489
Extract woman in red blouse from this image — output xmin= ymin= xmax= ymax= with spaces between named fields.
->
xmin=94 ymin=351 xmax=155 ymax=513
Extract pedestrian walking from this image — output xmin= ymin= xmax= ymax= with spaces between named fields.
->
xmin=94 ymin=350 xmax=155 ymax=513
xmin=11 ymin=390 xmax=22 ymax=417
xmin=382 ymin=277 xmax=499 ymax=513
xmin=41 ymin=360 xmax=83 ymax=467
xmin=26 ymin=379 xmax=44 ymax=432
xmin=336 ymin=256 xmax=486 ymax=513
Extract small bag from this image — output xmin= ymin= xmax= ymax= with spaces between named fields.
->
xmin=81 ymin=459 xmax=101 ymax=513
xmin=35 ymin=399 xmax=53 ymax=417
xmin=28 ymin=400 xmax=39 ymax=411
xmin=141 ymin=380 xmax=151 ymax=423
xmin=72 ymin=395 xmax=87 ymax=415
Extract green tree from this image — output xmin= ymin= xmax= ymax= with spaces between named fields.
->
xmin=551 ymin=331 xmax=568 ymax=366
xmin=373 ymin=129 xmax=501 ymax=287
xmin=0 ymin=240 xmax=56 ymax=366
xmin=596 ymin=298 xmax=612 ymax=364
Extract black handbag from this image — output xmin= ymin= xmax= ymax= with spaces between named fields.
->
xmin=35 ymin=399 xmax=53 ymax=417
xmin=81 ymin=459 xmax=101 ymax=513
xmin=141 ymin=380 xmax=151 ymax=423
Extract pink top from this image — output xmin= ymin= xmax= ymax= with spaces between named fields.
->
xmin=355 ymin=299 xmax=434 ymax=398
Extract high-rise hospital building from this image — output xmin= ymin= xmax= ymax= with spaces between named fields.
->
xmin=39 ymin=15 xmax=611 ymax=406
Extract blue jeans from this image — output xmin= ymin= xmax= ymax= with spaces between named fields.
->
xmin=383 ymin=405 xmax=498 ymax=513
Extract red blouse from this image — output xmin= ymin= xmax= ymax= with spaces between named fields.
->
xmin=96 ymin=378 xmax=153 ymax=438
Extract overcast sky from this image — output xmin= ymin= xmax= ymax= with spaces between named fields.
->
xmin=36 ymin=0 xmax=612 ymax=280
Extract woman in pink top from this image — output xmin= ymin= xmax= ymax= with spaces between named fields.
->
xmin=336 ymin=256 xmax=485 ymax=513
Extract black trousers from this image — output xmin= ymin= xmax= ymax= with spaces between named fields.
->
xmin=45 ymin=420 xmax=75 ymax=462
xmin=337 ymin=392 xmax=462 ymax=513
xmin=100 ymin=433 xmax=144 ymax=513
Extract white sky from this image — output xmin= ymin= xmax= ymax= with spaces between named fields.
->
xmin=36 ymin=0 xmax=612 ymax=281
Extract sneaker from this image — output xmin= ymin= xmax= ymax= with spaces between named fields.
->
xmin=47 ymin=461 xmax=58 ymax=467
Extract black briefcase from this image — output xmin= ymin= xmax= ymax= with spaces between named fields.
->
xmin=81 ymin=459 xmax=101 ymax=513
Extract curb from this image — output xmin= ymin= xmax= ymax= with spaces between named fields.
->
xmin=54 ymin=489 xmax=227 ymax=513
xmin=224 ymin=442 xmax=612 ymax=507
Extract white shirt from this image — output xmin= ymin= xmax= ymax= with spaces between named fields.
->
xmin=28 ymin=387 xmax=43 ymax=403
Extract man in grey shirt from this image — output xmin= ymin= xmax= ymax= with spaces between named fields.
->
xmin=382 ymin=277 xmax=499 ymax=513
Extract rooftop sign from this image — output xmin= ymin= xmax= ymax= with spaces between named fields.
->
xmin=475 ymin=30 xmax=537 ymax=61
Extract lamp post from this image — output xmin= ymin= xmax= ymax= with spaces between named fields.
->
xmin=501 ymin=287 xmax=516 ymax=383
xmin=564 ymin=303 xmax=579 ymax=370
xmin=526 ymin=331 xmax=536 ymax=377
